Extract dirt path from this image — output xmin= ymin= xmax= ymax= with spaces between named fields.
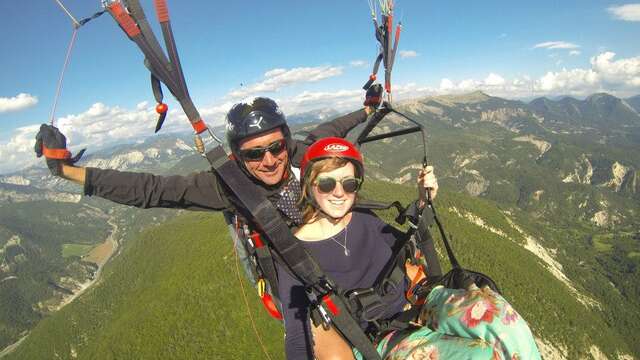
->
xmin=0 ymin=334 xmax=29 ymax=358
xmin=84 ymin=217 xmax=118 ymax=267
xmin=54 ymin=216 xmax=119 ymax=310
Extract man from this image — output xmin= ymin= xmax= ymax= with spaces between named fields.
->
xmin=35 ymin=92 xmax=386 ymax=290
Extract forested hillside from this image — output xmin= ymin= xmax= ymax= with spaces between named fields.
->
xmin=5 ymin=180 xmax=637 ymax=359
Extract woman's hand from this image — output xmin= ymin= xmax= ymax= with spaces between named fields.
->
xmin=418 ymin=166 xmax=438 ymax=206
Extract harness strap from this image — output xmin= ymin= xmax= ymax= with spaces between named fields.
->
xmin=205 ymin=146 xmax=381 ymax=360
xmin=414 ymin=206 xmax=443 ymax=280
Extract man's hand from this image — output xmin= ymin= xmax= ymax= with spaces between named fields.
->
xmin=35 ymin=124 xmax=85 ymax=176
xmin=418 ymin=165 xmax=438 ymax=206
xmin=364 ymin=83 xmax=384 ymax=108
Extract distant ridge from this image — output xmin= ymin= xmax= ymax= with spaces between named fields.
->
xmin=626 ymin=94 xmax=640 ymax=113
xmin=529 ymin=92 xmax=640 ymax=128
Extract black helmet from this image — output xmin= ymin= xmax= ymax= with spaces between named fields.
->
xmin=225 ymin=97 xmax=290 ymax=155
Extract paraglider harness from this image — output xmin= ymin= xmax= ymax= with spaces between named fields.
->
xmin=203 ymin=107 xmax=501 ymax=360
xmin=98 ymin=1 xmax=500 ymax=358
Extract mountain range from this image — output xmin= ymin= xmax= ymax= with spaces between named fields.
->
xmin=1 ymin=91 xmax=639 ymax=359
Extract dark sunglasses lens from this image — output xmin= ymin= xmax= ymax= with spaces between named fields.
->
xmin=241 ymin=148 xmax=264 ymax=160
xmin=316 ymin=177 xmax=337 ymax=193
xmin=342 ymin=178 xmax=360 ymax=193
xmin=241 ymin=139 xmax=285 ymax=160
xmin=267 ymin=139 xmax=286 ymax=155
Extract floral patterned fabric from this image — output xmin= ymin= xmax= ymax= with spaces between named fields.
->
xmin=355 ymin=285 xmax=541 ymax=360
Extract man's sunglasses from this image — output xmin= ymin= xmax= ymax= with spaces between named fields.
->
xmin=239 ymin=139 xmax=287 ymax=161
xmin=315 ymin=176 xmax=362 ymax=194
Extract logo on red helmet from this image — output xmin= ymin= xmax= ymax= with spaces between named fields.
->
xmin=324 ymin=143 xmax=349 ymax=152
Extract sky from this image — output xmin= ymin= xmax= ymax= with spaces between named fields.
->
xmin=0 ymin=0 xmax=639 ymax=174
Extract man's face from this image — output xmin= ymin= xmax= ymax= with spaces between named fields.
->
xmin=238 ymin=128 xmax=289 ymax=186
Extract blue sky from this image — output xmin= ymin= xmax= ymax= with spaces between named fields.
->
xmin=0 ymin=0 xmax=639 ymax=173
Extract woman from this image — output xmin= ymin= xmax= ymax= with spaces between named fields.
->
xmin=278 ymin=137 xmax=540 ymax=359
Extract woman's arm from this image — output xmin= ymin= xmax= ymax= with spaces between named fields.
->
xmin=417 ymin=165 xmax=438 ymax=208
xmin=278 ymin=262 xmax=356 ymax=360
xmin=312 ymin=323 xmax=355 ymax=360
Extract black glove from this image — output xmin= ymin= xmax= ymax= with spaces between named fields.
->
xmin=363 ymin=83 xmax=384 ymax=107
xmin=34 ymin=124 xmax=85 ymax=176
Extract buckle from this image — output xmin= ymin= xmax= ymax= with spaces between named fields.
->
xmin=345 ymin=288 xmax=385 ymax=322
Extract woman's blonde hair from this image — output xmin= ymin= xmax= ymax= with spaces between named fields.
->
xmin=299 ymin=157 xmax=358 ymax=223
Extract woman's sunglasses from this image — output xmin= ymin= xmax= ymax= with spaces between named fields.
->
xmin=315 ymin=176 xmax=362 ymax=194
xmin=239 ymin=139 xmax=287 ymax=161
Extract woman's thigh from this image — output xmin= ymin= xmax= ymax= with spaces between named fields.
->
xmin=420 ymin=285 xmax=541 ymax=360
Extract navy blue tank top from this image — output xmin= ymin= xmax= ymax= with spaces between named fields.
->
xmin=277 ymin=210 xmax=407 ymax=359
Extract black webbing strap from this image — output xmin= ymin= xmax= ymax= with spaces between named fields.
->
xmin=123 ymin=0 xmax=176 ymax=82
xmin=105 ymin=0 xmax=207 ymax=134
xmin=414 ymin=206 xmax=443 ymax=280
xmin=254 ymin=244 xmax=280 ymax=301
xmin=204 ymin=146 xmax=381 ymax=360
xmin=427 ymin=200 xmax=461 ymax=269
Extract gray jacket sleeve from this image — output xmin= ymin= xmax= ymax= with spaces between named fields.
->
xmin=306 ymin=108 xmax=367 ymax=141
xmin=83 ymin=167 xmax=232 ymax=211
xmin=290 ymin=108 xmax=368 ymax=166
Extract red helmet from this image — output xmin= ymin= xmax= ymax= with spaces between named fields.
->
xmin=300 ymin=137 xmax=364 ymax=180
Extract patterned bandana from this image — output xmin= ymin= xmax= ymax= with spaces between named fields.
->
xmin=274 ymin=175 xmax=304 ymax=226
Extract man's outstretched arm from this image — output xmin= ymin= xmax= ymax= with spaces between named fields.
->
xmin=60 ymin=164 xmax=86 ymax=184
xmin=36 ymin=124 xmax=231 ymax=211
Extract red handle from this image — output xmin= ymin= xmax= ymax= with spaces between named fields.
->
xmin=260 ymin=293 xmax=283 ymax=320
xmin=154 ymin=0 xmax=169 ymax=23
xmin=322 ymin=294 xmax=340 ymax=316
xmin=191 ymin=119 xmax=208 ymax=134
xmin=108 ymin=2 xmax=141 ymax=37
xmin=42 ymin=145 xmax=71 ymax=160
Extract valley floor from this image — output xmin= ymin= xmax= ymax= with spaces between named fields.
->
xmin=0 ymin=216 xmax=120 ymax=358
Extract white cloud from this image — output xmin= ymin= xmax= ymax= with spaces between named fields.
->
xmin=0 ymin=93 xmax=38 ymax=113
xmin=0 ymin=124 xmax=41 ymax=173
xmin=349 ymin=60 xmax=367 ymax=68
xmin=440 ymin=78 xmax=455 ymax=91
xmin=0 ymin=102 xmax=185 ymax=174
xmin=458 ymin=79 xmax=480 ymax=91
xmin=534 ymin=52 xmax=640 ymax=94
xmin=591 ymin=51 xmax=640 ymax=86
xmin=422 ymin=52 xmax=640 ymax=98
xmin=533 ymin=41 xmax=580 ymax=50
xmin=227 ymin=65 xmax=343 ymax=99
xmin=484 ymin=73 xmax=506 ymax=86
xmin=608 ymin=4 xmax=640 ymax=21
xmin=569 ymin=50 xmax=581 ymax=56
xmin=537 ymin=68 xmax=599 ymax=92
xmin=280 ymin=90 xmax=362 ymax=114
xmin=0 ymin=96 xmax=246 ymax=174
xmin=399 ymin=50 xmax=419 ymax=59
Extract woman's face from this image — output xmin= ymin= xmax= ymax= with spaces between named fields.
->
xmin=311 ymin=162 xmax=358 ymax=220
